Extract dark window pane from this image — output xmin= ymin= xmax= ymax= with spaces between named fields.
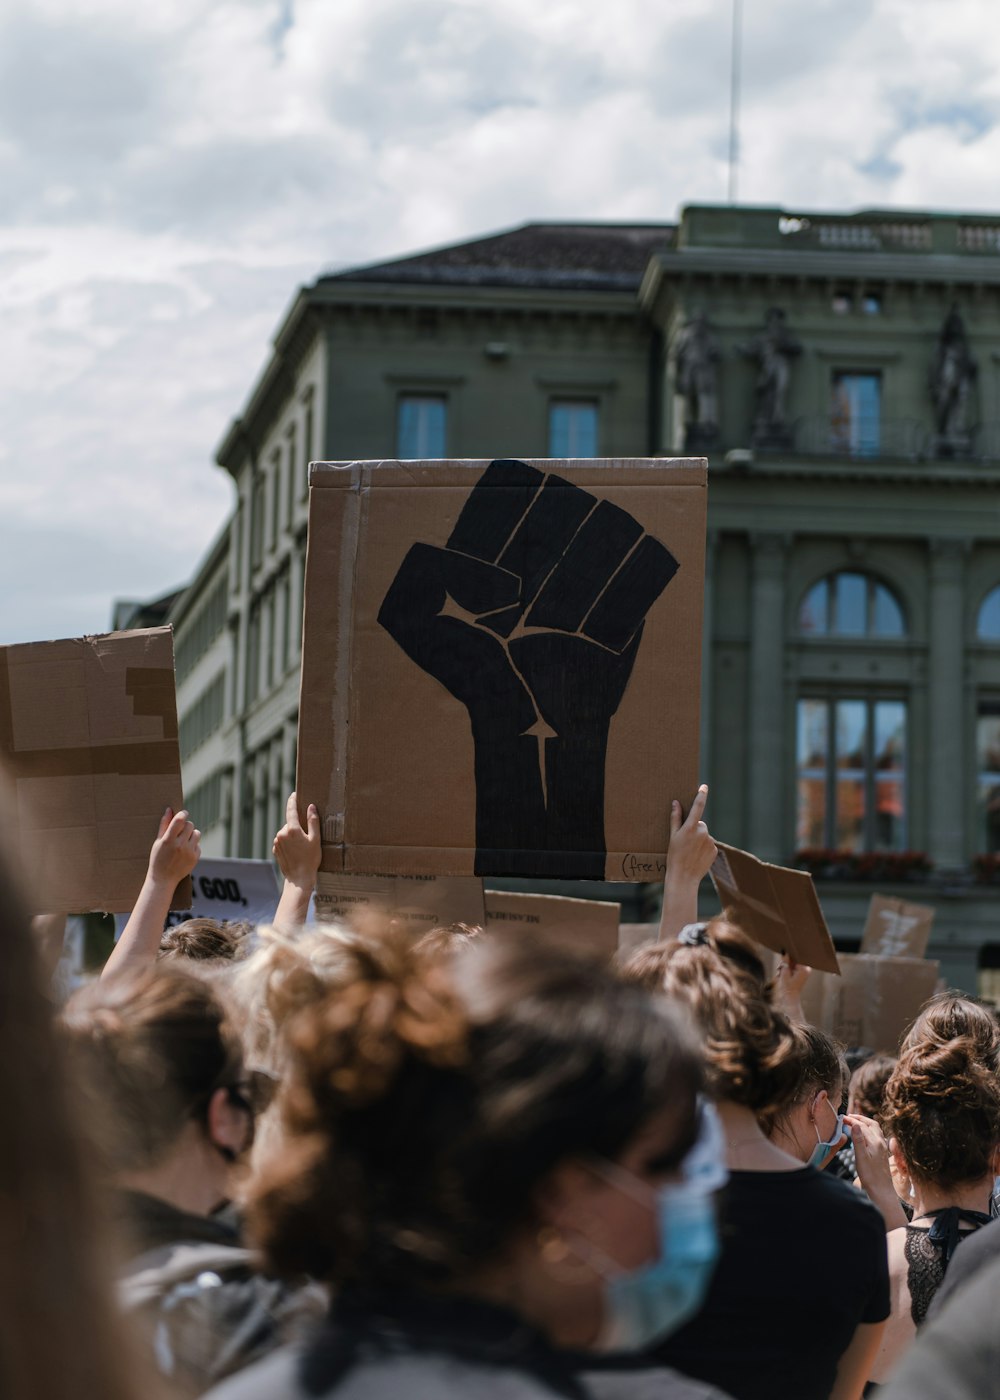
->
xmin=799 ymin=580 xmax=828 ymax=635
xmin=831 ymin=372 xmax=881 ymax=457
xmin=797 ymin=700 xmax=829 ymax=848
xmin=977 ymin=706 xmax=1000 ymax=852
xmin=874 ymin=701 xmax=906 ymax=850
xmin=549 ymin=400 xmax=598 ymax=457
xmin=978 ymin=587 xmax=1000 ymax=641
xmin=873 ymin=583 xmax=904 ymax=637
xmin=398 ymin=396 xmax=447 ymax=458
xmin=834 ymin=573 xmax=867 ymax=636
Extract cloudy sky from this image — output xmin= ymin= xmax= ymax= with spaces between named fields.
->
xmin=2 ymin=0 xmax=998 ymax=644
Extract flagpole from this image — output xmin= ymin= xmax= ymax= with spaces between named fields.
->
xmin=728 ymin=0 xmax=743 ymax=204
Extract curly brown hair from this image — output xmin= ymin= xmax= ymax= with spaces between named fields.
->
xmin=901 ymin=994 xmax=1000 ymax=1072
xmin=249 ymin=927 xmax=703 ymax=1288
xmin=620 ymin=919 xmax=801 ymax=1114
xmin=848 ymin=1054 xmax=897 ymax=1123
xmin=883 ymin=1035 xmax=1000 ymax=1188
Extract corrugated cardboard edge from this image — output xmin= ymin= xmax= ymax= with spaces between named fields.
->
xmin=299 ymin=462 xmax=364 ymax=871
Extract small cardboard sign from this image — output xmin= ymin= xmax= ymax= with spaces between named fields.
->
xmin=313 ymin=872 xmax=486 ymax=935
xmin=0 ymin=626 xmax=188 ymax=913
xmin=800 ymin=954 xmax=940 ymax=1054
xmin=113 ymin=857 xmax=280 ymax=934
xmin=710 ymin=843 xmax=840 ymax=975
xmin=297 ymin=457 xmax=706 ymax=881
xmin=484 ymin=890 xmax=620 ymax=959
xmin=860 ymin=894 xmax=934 ymax=959
xmin=617 ymin=921 xmax=661 ymax=956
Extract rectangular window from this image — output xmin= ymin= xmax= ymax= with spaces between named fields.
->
xmin=250 ymin=472 xmax=265 ymax=568
xmin=286 ymin=423 xmax=298 ymax=529
xmin=977 ymin=702 xmax=1000 ymax=852
xmin=178 ymin=673 xmax=225 ymax=761
xmin=301 ymin=394 xmax=314 ymax=500
xmin=549 ymin=399 xmax=598 ymax=457
xmin=269 ymin=448 xmax=281 ymax=550
xmin=281 ymin=569 xmax=292 ymax=672
xmin=796 ymin=697 xmax=906 ymax=852
xmin=830 ymin=372 xmax=881 ymax=458
xmin=397 ymin=395 xmax=447 ymax=458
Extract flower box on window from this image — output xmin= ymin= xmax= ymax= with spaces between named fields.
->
xmin=792 ymin=849 xmax=932 ymax=882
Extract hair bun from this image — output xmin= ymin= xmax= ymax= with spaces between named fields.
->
xmin=291 ymin=931 xmax=467 ymax=1109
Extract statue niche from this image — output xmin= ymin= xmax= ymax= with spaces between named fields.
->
xmin=673 ymin=311 xmax=721 ymax=451
xmin=929 ymin=307 xmax=977 ymax=458
xmin=738 ymin=307 xmax=802 ymax=450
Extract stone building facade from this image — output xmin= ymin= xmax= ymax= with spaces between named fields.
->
xmin=157 ymin=205 xmax=1000 ymax=989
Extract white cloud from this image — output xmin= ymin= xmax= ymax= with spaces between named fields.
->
xmin=2 ymin=0 xmax=1000 ymax=642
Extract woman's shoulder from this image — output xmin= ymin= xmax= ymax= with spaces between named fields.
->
xmin=204 ymin=1343 xmax=581 ymax=1400
xmin=583 ymin=1365 xmax=735 ymax=1400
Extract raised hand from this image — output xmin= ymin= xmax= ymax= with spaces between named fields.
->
xmin=378 ymin=460 xmax=678 ymax=877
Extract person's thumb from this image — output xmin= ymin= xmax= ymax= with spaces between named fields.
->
xmin=307 ymin=804 xmax=321 ymax=843
xmin=157 ymin=807 xmax=173 ymax=840
xmin=670 ymin=799 xmax=682 ymax=837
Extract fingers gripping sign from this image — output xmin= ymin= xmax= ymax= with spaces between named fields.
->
xmin=273 ymin=791 xmax=322 ymax=885
xmin=377 ymin=460 xmax=679 ymax=877
xmin=149 ymin=807 xmax=201 ymax=887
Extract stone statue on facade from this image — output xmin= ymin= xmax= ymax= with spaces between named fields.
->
xmin=673 ymin=311 xmax=721 ymax=449
xmin=929 ymin=307 xmax=977 ymax=457
xmin=739 ymin=307 xmax=802 ymax=449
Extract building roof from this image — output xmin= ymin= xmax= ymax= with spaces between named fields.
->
xmin=322 ymin=221 xmax=676 ymax=292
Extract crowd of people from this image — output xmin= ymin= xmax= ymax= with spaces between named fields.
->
xmin=6 ymin=781 xmax=1000 ymax=1400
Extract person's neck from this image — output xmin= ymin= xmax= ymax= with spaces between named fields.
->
xmin=117 ymin=1133 xmax=224 ymax=1219
xmin=910 ymin=1174 xmax=995 ymax=1220
xmin=716 ymin=1101 xmax=804 ymax=1172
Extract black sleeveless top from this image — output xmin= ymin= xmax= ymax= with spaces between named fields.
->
xmin=904 ymin=1207 xmax=993 ymax=1324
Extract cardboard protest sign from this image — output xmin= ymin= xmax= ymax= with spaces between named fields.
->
xmin=617 ymin=922 xmax=661 ymax=956
xmin=484 ymin=890 xmax=620 ymax=959
xmin=314 ymin=872 xmax=486 ymax=935
xmin=0 ymin=627 xmax=188 ymax=913
xmin=710 ymin=843 xmax=840 ymax=975
xmin=800 ymin=954 xmax=940 ymax=1054
xmin=113 ymin=857 xmax=279 ymax=934
xmin=298 ymin=458 xmax=706 ymax=881
xmin=860 ymin=894 xmax=934 ymax=959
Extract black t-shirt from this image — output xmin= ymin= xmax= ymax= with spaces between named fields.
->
xmin=647 ymin=1168 xmax=890 ymax=1400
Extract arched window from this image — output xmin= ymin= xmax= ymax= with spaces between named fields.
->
xmin=798 ymin=571 xmax=905 ymax=638
xmin=977 ymin=586 xmax=1000 ymax=641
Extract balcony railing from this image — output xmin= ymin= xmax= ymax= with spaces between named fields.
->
xmin=790 ymin=416 xmax=924 ymax=461
xmin=751 ymin=417 xmax=1000 ymax=465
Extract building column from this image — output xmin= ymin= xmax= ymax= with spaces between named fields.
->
xmin=267 ymin=739 xmax=284 ymax=852
xmin=747 ymin=533 xmax=788 ymax=862
xmin=928 ymin=540 xmax=966 ymax=871
xmin=699 ymin=530 xmax=718 ymax=786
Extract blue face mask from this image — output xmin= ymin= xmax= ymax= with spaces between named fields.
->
xmin=808 ymin=1107 xmax=848 ymax=1170
xmin=592 ymin=1102 xmax=727 ymax=1352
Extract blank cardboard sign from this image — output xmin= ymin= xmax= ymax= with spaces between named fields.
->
xmin=710 ymin=843 xmax=840 ymax=975
xmin=0 ymin=627 xmax=187 ymax=914
xmin=313 ymin=872 xmax=486 ymax=936
xmin=297 ymin=458 xmax=706 ymax=881
xmin=618 ymin=922 xmax=661 ymax=956
xmin=484 ymin=890 xmax=620 ymax=959
xmin=860 ymin=894 xmax=934 ymax=959
xmin=800 ymin=954 xmax=940 ymax=1054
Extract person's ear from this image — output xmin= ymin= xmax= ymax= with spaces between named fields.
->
xmin=535 ymin=1160 xmax=601 ymax=1233
xmin=206 ymin=1086 xmax=248 ymax=1162
xmin=810 ymin=1088 xmax=829 ymax=1123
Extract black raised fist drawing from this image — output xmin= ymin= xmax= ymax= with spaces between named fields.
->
xmin=377 ymin=459 xmax=679 ymax=877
